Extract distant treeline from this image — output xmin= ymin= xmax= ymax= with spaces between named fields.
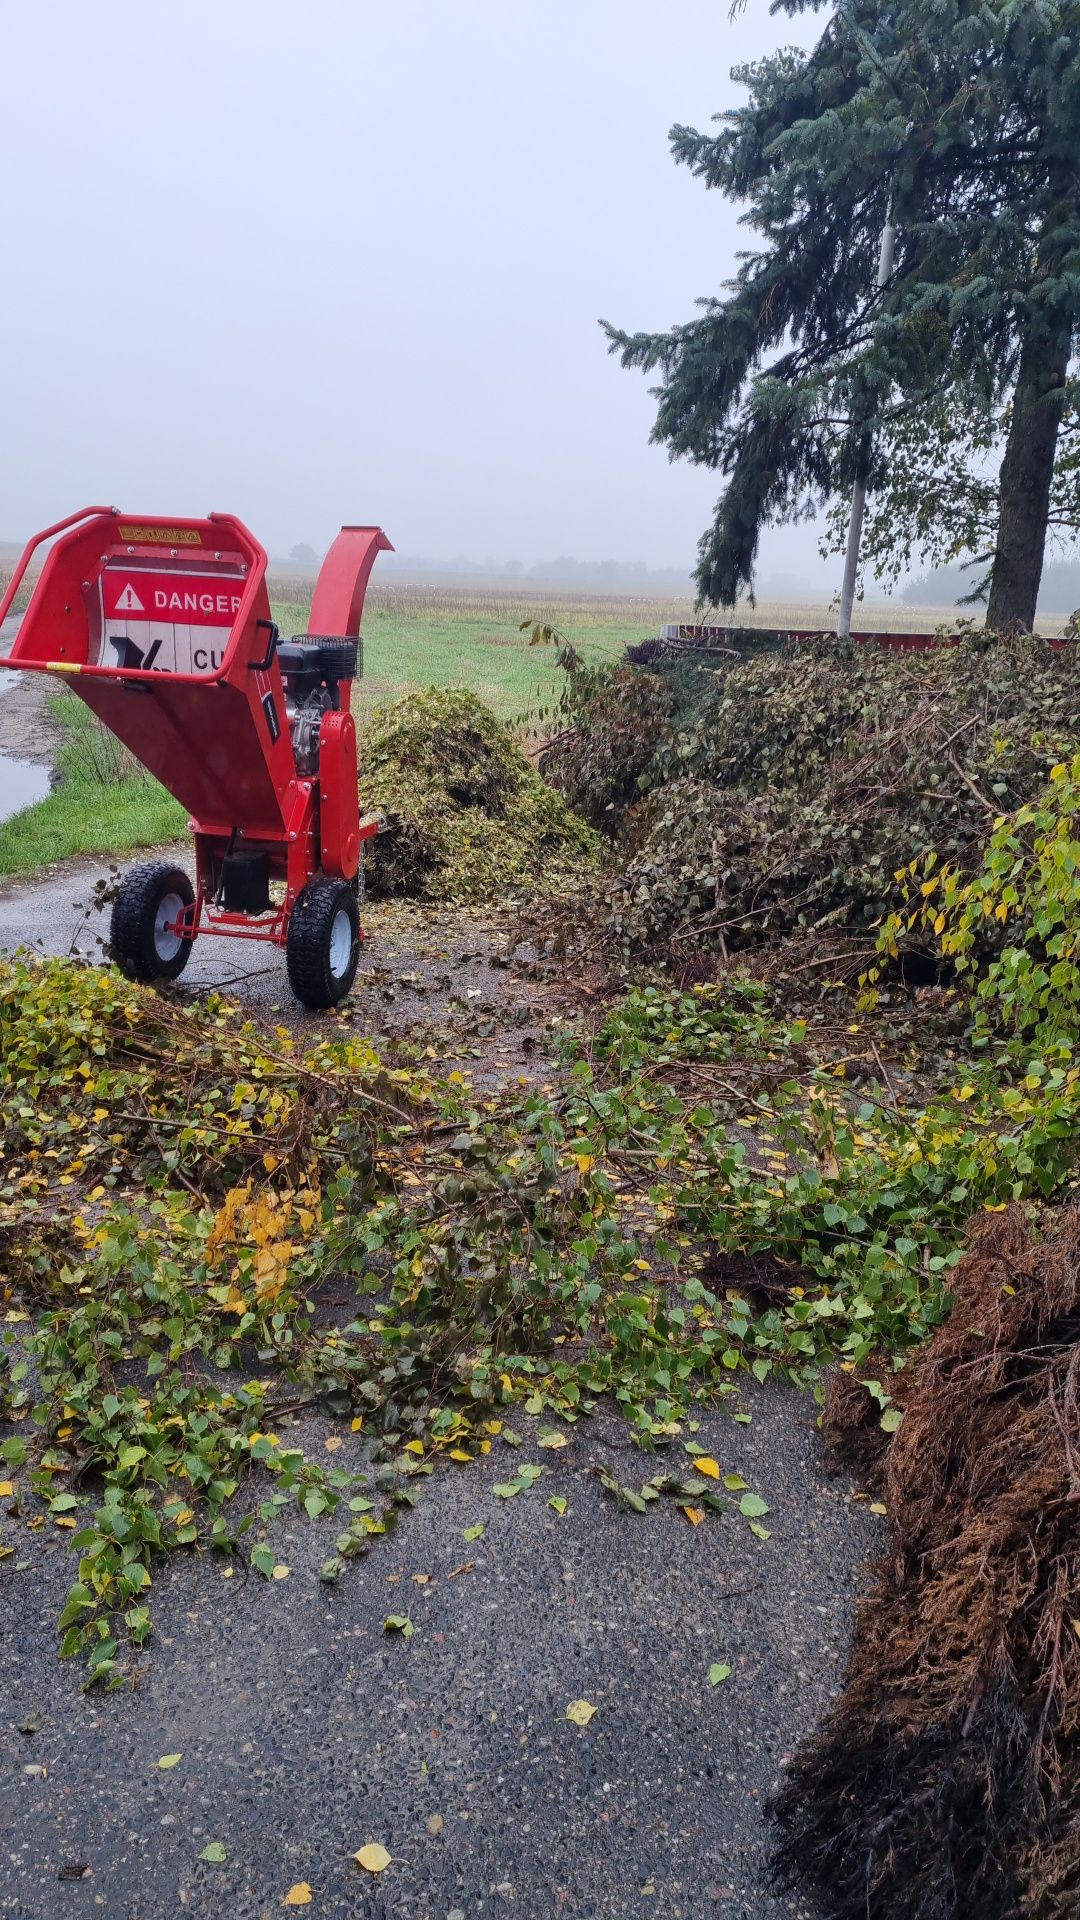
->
xmin=905 ymin=557 xmax=1080 ymax=615
xmin=375 ymin=553 xmax=697 ymax=592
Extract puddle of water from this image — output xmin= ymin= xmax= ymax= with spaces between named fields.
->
xmin=0 ymin=753 xmax=50 ymax=824
xmin=1 ymin=618 xmax=52 ymax=819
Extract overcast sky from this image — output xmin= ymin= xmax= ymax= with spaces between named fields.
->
xmin=1 ymin=1 xmax=828 ymax=583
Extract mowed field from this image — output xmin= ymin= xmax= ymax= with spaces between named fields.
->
xmin=268 ymin=576 xmax=972 ymax=722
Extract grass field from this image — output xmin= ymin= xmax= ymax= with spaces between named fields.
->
xmin=0 ymin=580 xmax=989 ymax=879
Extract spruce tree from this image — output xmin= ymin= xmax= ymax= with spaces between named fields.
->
xmin=604 ymin=1 xmax=1080 ymax=631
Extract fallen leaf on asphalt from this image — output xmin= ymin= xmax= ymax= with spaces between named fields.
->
xmin=566 ymin=1698 xmax=597 ymax=1726
xmin=351 ymin=1417 xmax=364 ymax=1432
xmin=272 ymin=1564 xmax=291 ymax=1580
xmin=463 ymin=1523 xmax=484 ymax=1541
xmin=54 ymin=1517 xmax=77 ymax=1529
xmin=200 ymin=1842 xmax=227 ymax=1863
xmin=709 ymin=1663 xmax=733 ymax=1687
xmin=538 ymin=1430 xmax=569 ymax=1450
xmin=157 ymin=1754 xmax=182 ymax=1769
xmin=548 ymin=1495 xmax=568 ymax=1515
xmin=284 ymin=1884 xmax=312 ymax=1906
xmin=448 ymin=1561 xmax=475 ymax=1579
xmin=354 ymin=1844 xmax=391 ymax=1874
xmin=739 ymin=1493 xmax=770 ymax=1519
xmin=681 ymin=1505 xmax=705 ymax=1526
xmin=383 ymin=1613 xmax=414 ymax=1637
xmin=427 ymin=1813 xmax=445 ymax=1835
xmin=448 ymin=1448 xmax=474 ymax=1462
xmin=0 ymin=1481 xmax=14 ymax=1497
xmin=324 ymin=1437 xmax=342 ymax=1453
xmin=723 ymin=1473 xmax=748 ymax=1491
xmin=694 ymin=1456 xmax=721 ymax=1480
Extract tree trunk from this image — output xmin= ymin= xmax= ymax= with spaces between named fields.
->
xmin=986 ymin=304 xmax=1073 ymax=632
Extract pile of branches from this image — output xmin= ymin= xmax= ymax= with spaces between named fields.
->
xmin=541 ymin=633 xmax=1080 ymax=969
xmin=773 ymin=1206 xmax=1080 ymax=1919
xmin=359 ymin=686 xmax=598 ymax=902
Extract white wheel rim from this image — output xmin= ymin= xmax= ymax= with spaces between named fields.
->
xmin=154 ymin=891 xmax=186 ymax=963
xmin=328 ymin=906 xmax=354 ymax=980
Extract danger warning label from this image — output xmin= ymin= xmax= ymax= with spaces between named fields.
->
xmin=102 ymin=571 xmax=243 ymax=627
xmin=96 ymin=567 xmax=246 ymax=676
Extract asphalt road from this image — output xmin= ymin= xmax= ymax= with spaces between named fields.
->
xmin=0 ymin=856 xmax=882 ymax=1920
xmin=1 ymin=1396 xmax=879 ymax=1920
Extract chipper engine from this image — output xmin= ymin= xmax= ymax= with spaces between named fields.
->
xmin=0 ymin=507 xmax=392 ymax=1008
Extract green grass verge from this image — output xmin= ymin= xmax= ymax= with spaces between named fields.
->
xmin=0 ymin=698 xmax=185 ymax=878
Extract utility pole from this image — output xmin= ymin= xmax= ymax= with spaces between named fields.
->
xmin=837 ymin=213 xmax=896 ymax=639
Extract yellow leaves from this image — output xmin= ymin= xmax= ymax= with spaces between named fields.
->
xmin=403 ymin=1440 xmax=424 ymax=1457
xmin=271 ymin=1564 xmax=291 ymax=1581
xmin=995 ymin=902 xmax=1009 ymax=924
xmin=573 ymin=1153 xmax=595 ymax=1175
xmin=157 ymin=1753 xmax=182 ymax=1769
xmin=448 ymin=1448 xmax=473 ymax=1463
xmin=0 ymin=1482 xmax=14 ymax=1498
xmin=933 ymin=912 xmax=947 ymax=936
xmin=691 ymin=1456 xmax=721 ymax=1480
xmin=324 ymin=1437 xmax=342 ymax=1454
xmin=351 ymin=1416 xmax=364 ymax=1432
xmin=354 ymin=1844 xmax=391 ymax=1875
xmin=284 ymin=1885 xmax=312 ymax=1907
xmin=565 ymin=1698 xmax=596 ymax=1727
xmin=681 ymin=1505 xmax=705 ymax=1527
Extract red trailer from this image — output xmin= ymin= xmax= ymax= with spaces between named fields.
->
xmin=0 ymin=507 xmax=392 ymax=1008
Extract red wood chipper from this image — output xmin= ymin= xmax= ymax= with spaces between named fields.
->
xmin=0 ymin=507 xmax=392 ymax=1008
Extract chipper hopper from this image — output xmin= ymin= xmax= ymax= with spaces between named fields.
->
xmin=0 ymin=507 xmax=392 ymax=1007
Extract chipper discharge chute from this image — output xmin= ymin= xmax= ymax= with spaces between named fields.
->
xmin=0 ymin=506 xmax=393 ymax=1008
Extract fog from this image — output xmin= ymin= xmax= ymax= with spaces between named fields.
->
xmin=1 ymin=1 xmax=830 ymax=588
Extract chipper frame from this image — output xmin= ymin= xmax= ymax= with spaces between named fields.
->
xmin=0 ymin=507 xmax=393 ymax=1008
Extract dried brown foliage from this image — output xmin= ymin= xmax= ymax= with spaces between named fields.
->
xmin=819 ymin=1358 xmax=908 ymax=1496
xmin=773 ymin=1206 xmax=1080 ymax=1919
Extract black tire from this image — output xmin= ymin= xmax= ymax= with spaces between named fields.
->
xmin=110 ymin=862 xmax=195 ymax=983
xmin=286 ymin=877 xmax=360 ymax=1009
